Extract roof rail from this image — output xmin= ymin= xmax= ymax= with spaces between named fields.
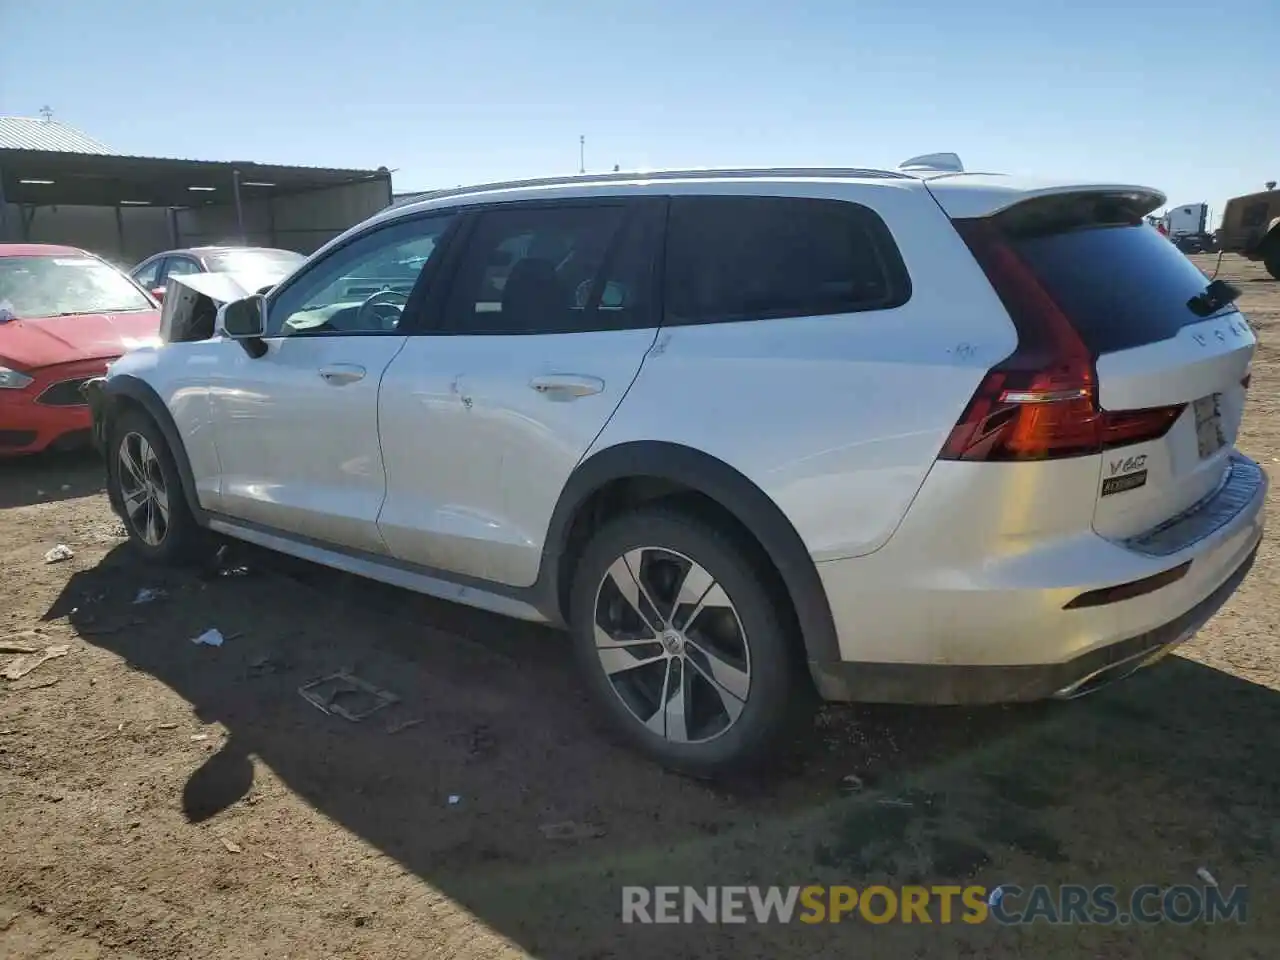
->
xmin=397 ymin=166 xmax=914 ymax=206
xmin=898 ymin=152 xmax=965 ymax=174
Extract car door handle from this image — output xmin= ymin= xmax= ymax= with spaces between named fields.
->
xmin=318 ymin=364 xmax=366 ymax=386
xmin=529 ymin=374 xmax=605 ymax=398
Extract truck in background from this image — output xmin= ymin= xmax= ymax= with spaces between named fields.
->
xmin=1217 ymin=183 xmax=1280 ymax=279
xmin=1162 ymin=202 xmax=1215 ymax=254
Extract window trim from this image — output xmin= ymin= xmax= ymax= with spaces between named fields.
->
xmin=660 ymin=194 xmax=912 ymax=328
xmin=260 ymin=210 xmax=462 ymax=339
xmin=424 ymin=196 xmax=665 ymax=337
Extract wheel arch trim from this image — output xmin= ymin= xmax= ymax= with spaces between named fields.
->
xmin=538 ymin=440 xmax=841 ymax=666
xmin=101 ymin=375 xmax=208 ymax=524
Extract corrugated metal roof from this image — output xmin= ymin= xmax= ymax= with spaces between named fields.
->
xmin=0 ymin=117 xmax=111 ymax=154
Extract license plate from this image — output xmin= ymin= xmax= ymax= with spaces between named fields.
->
xmin=1193 ymin=393 xmax=1225 ymax=459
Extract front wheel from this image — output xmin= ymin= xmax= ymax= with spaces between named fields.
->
xmin=568 ymin=507 xmax=808 ymax=777
xmin=108 ymin=409 xmax=206 ymax=565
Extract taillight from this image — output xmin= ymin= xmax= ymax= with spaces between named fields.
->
xmin=940 ymin=219 xmax=1185 ymax=462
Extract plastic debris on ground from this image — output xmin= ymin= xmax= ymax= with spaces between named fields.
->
xmin=133 ymin=588 xmax=166 ymax=604
xmin=297 ymin=671 xmax=399 ymax=722
xmin=539 ymin=821 xmax=606 ymax=841
xmin=1197 ymin=867 xmax=1218 ymax=886
xmin=2 ymin=644 xmax=71 ymax=681
xmin=447 ymin=795 xmax=462 ymax=807
xmin=220 ymin=837 xmax=243 ymax=854
xmin=0 ymin=631 xmax=43 ymax=654
xmin=10 ymin=676 xmax=60 ymax=691
xmin=43 ymin=544 xmax=74 ymax=564
xmin=386 ymin=717 xmax=425 ymax=734
xmin=839 ymin=774 xmax=864 ymax=794
xmin=191 ymin=629 xmax=225 ymax=647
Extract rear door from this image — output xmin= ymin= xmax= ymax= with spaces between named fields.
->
xmin=376 ymin=198 xmax=663 ymax=586
xmin=996 ymin=205 xmax=1254 ymax=539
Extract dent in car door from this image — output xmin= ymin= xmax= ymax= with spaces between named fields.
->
xmin=377 ymin=199 xmax=663 ymax=586
xmin=211 ymin=213 xmax=458 ymax=553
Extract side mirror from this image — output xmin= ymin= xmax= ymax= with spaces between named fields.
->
xmin=218 ymin=295 xmax=268 ymax=358
xmin=221 ymin=295 xmax=266 ymax=338
xmin=151 ymin=286 xmax=166 ymax=303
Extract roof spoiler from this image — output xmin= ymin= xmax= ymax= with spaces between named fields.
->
xmin=898 ymin=152 xmax=965 ymax=174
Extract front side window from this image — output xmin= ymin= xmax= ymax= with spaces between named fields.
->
xmin=664 ymin=196 xmax=911 ymax=325
xmin=264 ymin=214 xmax=454 ymax=337
xmin=441 ymin=203 xmax=655 ymax=334
xmin=0 ymin=255 xmax=154 ymax=318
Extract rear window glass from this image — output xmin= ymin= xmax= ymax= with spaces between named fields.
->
xmin=1008 ymin=223 xmax=1231 ymax=354
xmin=664 ymin=196 xmax=910 ymax=325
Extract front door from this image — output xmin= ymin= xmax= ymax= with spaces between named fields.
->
xmin=377 ymin=198 xmax=664 ymax=585
xmin=210 ymin=212 xmax=458 ymax=553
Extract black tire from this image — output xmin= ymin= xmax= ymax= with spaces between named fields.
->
xmin=1265 ymin=252 xmax=1280 ymax=281
xmin=107 ymin=407 xmax=207 ymax=565
xmin=568 ymin=506 xmax=809 ymax=777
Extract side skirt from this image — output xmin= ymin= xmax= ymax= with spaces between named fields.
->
xmin=205 ymin=514 xmax=554 ymax=625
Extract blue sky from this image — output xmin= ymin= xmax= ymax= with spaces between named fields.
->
xmin=2 ymin=0 xmax=1276 ymax=224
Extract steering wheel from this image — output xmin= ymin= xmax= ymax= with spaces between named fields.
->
xmin=354 ymin=289 xmax=410 ymax=331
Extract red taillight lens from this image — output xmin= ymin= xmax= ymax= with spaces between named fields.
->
xmin=940 ymin=219 xmax=1184 ymax=462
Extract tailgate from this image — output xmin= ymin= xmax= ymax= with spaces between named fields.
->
xmin=1004 ymin=215 xmax=1255 ymax=540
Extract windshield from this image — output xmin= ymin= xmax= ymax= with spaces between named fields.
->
xmin=205 ymin=248 xmax=306 ymax=275
xmin=0 ymin=255 xmax=154 ymax=318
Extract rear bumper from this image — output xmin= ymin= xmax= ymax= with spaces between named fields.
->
xmin=812 ymin=540 xmax=1257 ymax=703
xmin=809 ymin=453 xmax=1266 ymax=704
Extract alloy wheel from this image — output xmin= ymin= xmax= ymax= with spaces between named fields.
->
xmin=117 ymin=431 xmax=170 ymax=547
xmin=593 ymin=547 xmax=752 ymax=744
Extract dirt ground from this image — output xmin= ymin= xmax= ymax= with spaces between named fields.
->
xmin=1 ymin=254 xmax=1277 ymax=959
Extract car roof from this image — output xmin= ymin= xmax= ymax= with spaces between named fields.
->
xmin=187 ymin=245 xmax=300 ymax=254
xmin=136 ymin=245 xmax=301 ymax=265
xmin=383 ymin=166 xmax=1165 ymax=224
xmin=0 ymin=242 xmax=87 ymax=258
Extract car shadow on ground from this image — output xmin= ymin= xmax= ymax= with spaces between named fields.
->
xmin=0 ymin=448 xmax=104 ymax=510
xmin=44 ymin=544 xmax=1280 ymax=957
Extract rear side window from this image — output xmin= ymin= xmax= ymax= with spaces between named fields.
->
xmin=663 ymin=196 xmax=910 ymax=325
xmin=441 ymin=203 xmax=658 ymax=335
xmin=1006 ymin=221 xmax=1232 ymax=354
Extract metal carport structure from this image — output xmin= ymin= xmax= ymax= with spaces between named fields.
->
xmin=0 ymin=148 xmax=393 ymax=263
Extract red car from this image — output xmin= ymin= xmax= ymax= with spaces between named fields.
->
xmin=0 ymin=244 xmax=161 ymax=456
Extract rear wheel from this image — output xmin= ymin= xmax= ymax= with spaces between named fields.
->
xmin=108 ymin=409 xmax=206 ymax=565
xmin=568 ymin=507 xmax=807 ymax=777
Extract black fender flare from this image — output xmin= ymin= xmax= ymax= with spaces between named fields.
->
xmin=537 ymin=441 xmax=841 ymax=666
xmin=100 ymin=375 xmax=208 ymax=524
